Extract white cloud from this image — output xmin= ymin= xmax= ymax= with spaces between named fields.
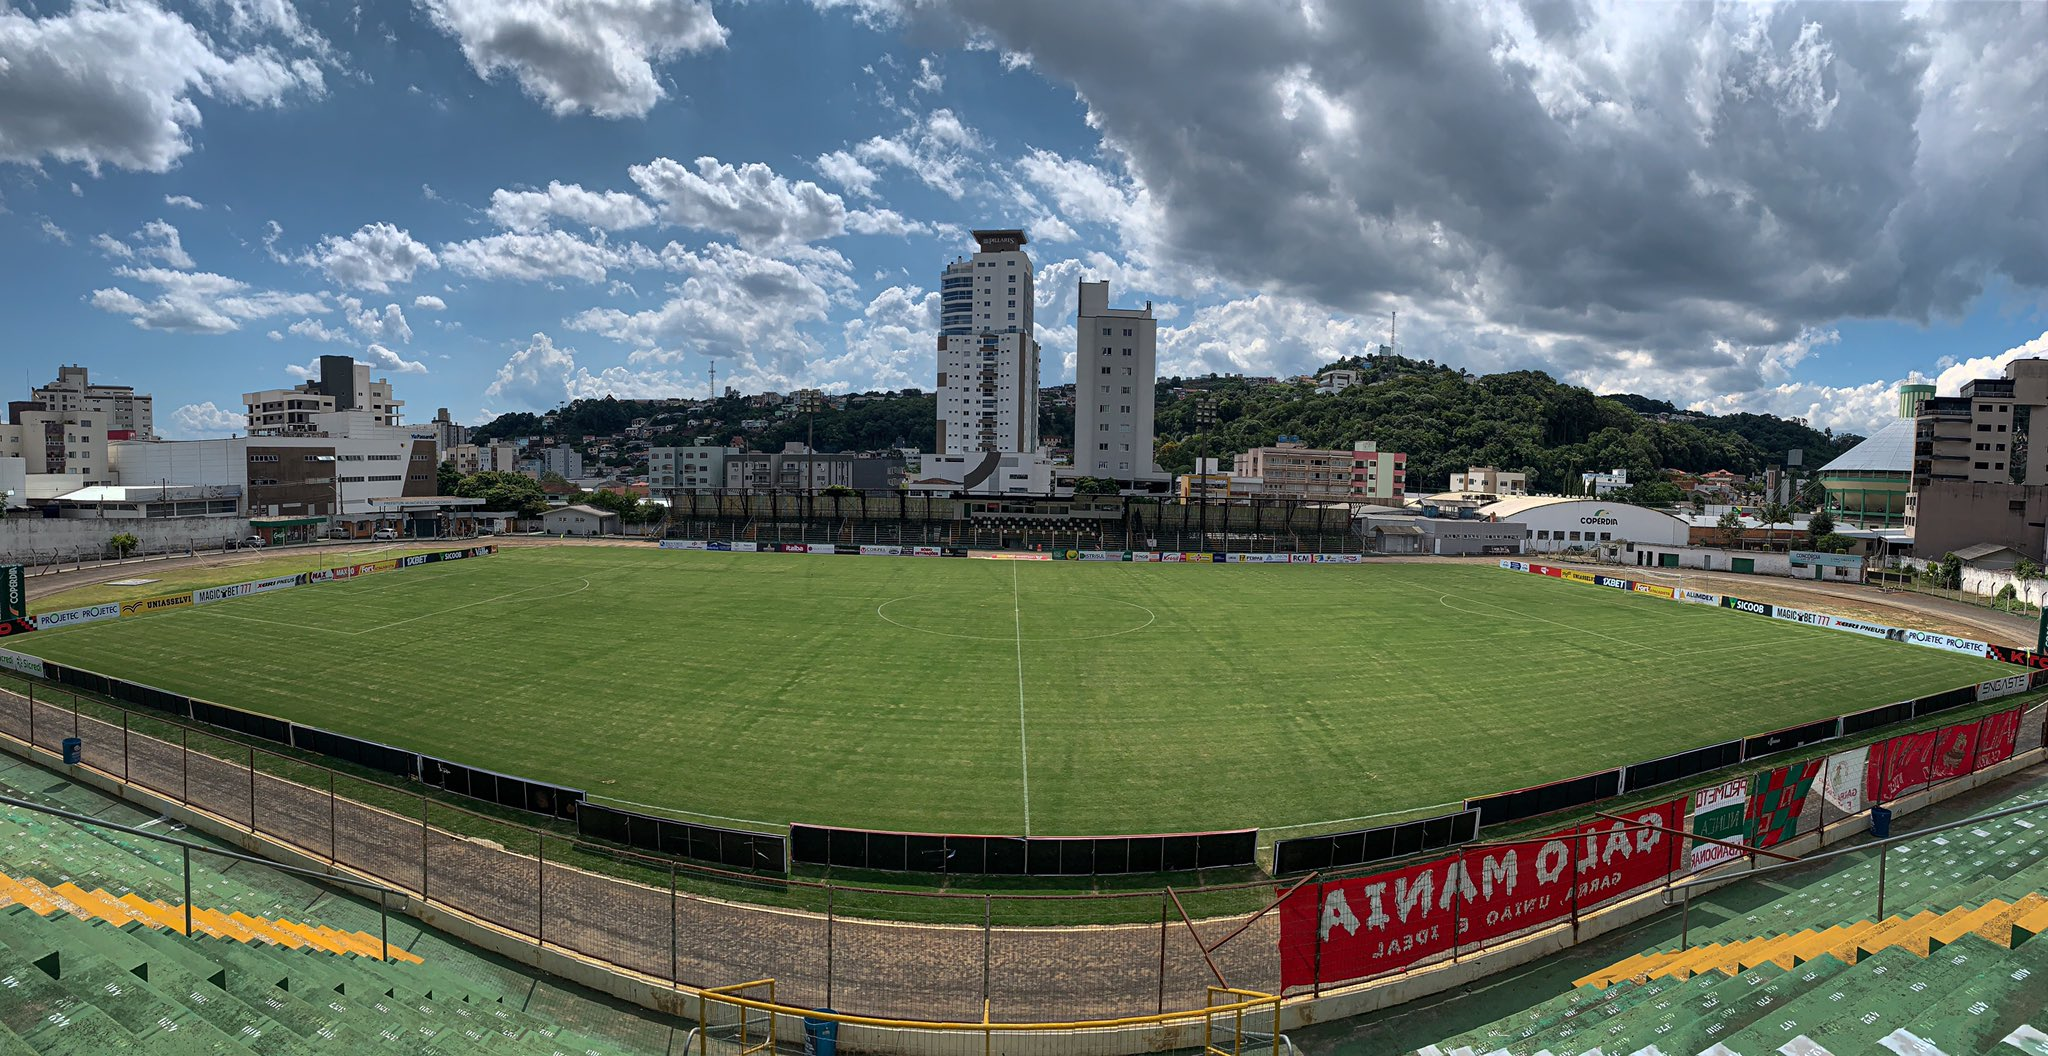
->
xmin=91 ymin=266 xmax=325 ymax=334
xmin=341 ymin=298 xmax=413 ymax=344
xmin=163 ymin=193 xmax=203 ymax=210
xmin=38 ymin=219 xmax=69 ymax=244
xmin=814 ymin=149 xmax=879 ymax=198
xmin=364 ymin=342 xmax=427 ymax=375
xmin=1157 ymin=294 xmax=1377 ymax=379
xmin=486 ymin=181 xmax=656 ymax=232
xmin=844 ymin=207 xmax=933 ymax=237
xmin=303 ymin=222 xmax=438 ymax=292
xmin=167 ymin=401 xmax=246 ymax=439
xmin=439 ymin=229 xmax=653 ymax=283
xmin=135 ymin=219 xmax=193 ymax=269
xmin=568 ymin=242 xmax=835 ymax=384
xmin=417 ymin=0 xmax=727 ymax=119
xmin=0 ymin=0 xmax=325 ymax=172
xmin=413 ymin=294 xmax=446 ymax=310
xmin=827 ymin=285 xmax=938 ymax=390
xmin=92 ymin=233 xmax=133 ymax=259
xmin=913 ymin=56 xmax=943 ymax=94
xmin=850 ymin=109 xmax=984 ymax=198
xmin=484 ymin=331 xmax=580 ymax=408
xmin=286 ymin=317 xmax=349 ymax=342
xmin=260 ymin=219 xmax=286 ymax=262
xmin=628 ymin=155 xmax=847 ymax=249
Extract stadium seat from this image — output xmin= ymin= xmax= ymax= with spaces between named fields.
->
xmin=1412 ymin=785 xmax=2048 ymax=1055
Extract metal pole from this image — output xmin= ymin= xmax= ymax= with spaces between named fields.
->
xmin=981 ymin=894 xmax=992 ymax=1017
xmin=181 ymin=727 xmax=189 ymax=804
xmin=1680 ymin=887 xmax=1691 ymax=949
xmin=670 ymin=863 xmax=679 ymax=990
xmin=536 ymin=834 xmax=546 ymax=951
xmin=182 ymin=844 xmax=193 ymax=936
xmin=1311 ymin=886 xmax=1325 ymax=998
xmin=825 ymin=884 xmax=835 ymax=1008
xmin=328 ymin=772 xmax=337 ymax=864
xmin=420 ymin=796 xmax=430 ymax=901
xmin=1876 ymin=842 xmax=1888 ymax=920
xmin=121 ymin=710 xmax=129 ymax=782
xmin=26 ymin=683 xmax=32 ymax=748
xmin=1157 ymin=894 xmax=1169 ymax=1014
xmin=72 ymin=696 xmax=79 ymax=739
xmin=380 ymin=889 xmax=389 ymax=962
xmin=247 ymin=745 xmax=256 ymax=831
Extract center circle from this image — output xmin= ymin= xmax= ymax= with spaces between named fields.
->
xmin=876 ymin=593 xmax=1157 ymax=641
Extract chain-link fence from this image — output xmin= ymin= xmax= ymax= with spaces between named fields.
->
xmin=0 ymin=675 xmax=2040 ymax=1025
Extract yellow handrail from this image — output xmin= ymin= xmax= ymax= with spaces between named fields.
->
xmin=686 ymin=981 xmax=1283 ymax=1033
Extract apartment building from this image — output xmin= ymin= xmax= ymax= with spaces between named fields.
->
xmin=649 ymin=445 xmax=739 ymax=492
xmin=936 ymin=229 xmax=1039 ymax=455
xmin=244 ymin=354 xmax=404 ymax=436
xmin=32 ymin=365 xmax=153 ymax=438
xmin=725 ymin=443 xmax=902 ymax=493
xmin=1351 ymin=441 xmax=1405 ymax=501
xmin=1072 ymin=280 xmax=1166 ymax=483
xmin=0 ymin=403 xmax=112 ymax=488
xmin=1449 ymin=465 xmax=1529 ymax=496
xmin=1234 ymin=441 xmax=1353 ymax=501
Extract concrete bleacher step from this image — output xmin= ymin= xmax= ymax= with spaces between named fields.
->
xmin=1715 ymin=936 xmax=2009 ymax=1054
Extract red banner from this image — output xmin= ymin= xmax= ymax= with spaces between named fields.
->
xmin=1976 ymin=707 xmax=2024 ymax=770
xmin=1278 ymin=796 xmax=1685 ymax=989
xmin=1278 ymin=856 xmax=1453 ymax=989
xmin=1867 ymin=729 xmax=1937 ymax=803
xmin=1929 ymin=722 xmax=1980 ymax=782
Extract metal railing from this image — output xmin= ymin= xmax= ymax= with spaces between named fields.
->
xmin=1664 ymin=794 xmax=2048 ymax=948
xmin=0 ymin=792 xmax=406 ymax=961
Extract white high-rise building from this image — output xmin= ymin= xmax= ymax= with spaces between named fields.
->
xmin=1072 ymin=280 xmax=1166 ymax=483
xmin=244 ymin=354 xmax=404 ymax=436
xmin=936 ymin=229 xmax=1038 ymax=455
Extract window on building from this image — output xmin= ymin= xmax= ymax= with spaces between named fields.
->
xmin=1120 ymin=386 xmax=1131 ymax=394
xmin=1568 ymin=531 xmax=1581 ymax=541
xmin=1122 ymin=328 xmax=1133 ymax=336
xmin=1102 ymin=327 xmax=1111 ymax=335
xmin=1102 ymin=366 xmax=1112 ymax=374
xmin=1098 ymin=443 xmax=1109 ymax=450
xmin=1976 ymin=462 xmax=1990 ymax=470
xmin=1979 ymin=424 xmax=1993 ymax=431
xmin=1600 ymin=532 xmax=1612 ymax=541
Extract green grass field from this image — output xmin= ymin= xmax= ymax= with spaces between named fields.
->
xmin=13 ymin=546 xmax=2007 ymax=838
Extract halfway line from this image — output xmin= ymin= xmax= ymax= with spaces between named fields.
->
xmin=1012 ymin=561 xmax=1031 ymax=837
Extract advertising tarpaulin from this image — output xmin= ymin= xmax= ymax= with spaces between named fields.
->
xmin=1 ymin=564 xmax=23 ymax=622
xmin=1688 ymin=779 xmax=1749 ymax=872
xmin=1278 ymin=856 xmax=1454 ymax=989
xmin=778 ymin=544 xmax=810 ymax=553
xmin=707 ymin=541 xmax=733 ymax=551
xmin=1828 ymin=616 xmax=1902 ymax=641
xmin=1079 ymin=550 xmax=1115 ymax=561
xmin=0 ymin=647 xmax=42 ymax=678
xmin=193 ymin=583 xmax=248 ymax=605
xmin=1720 ymin=595 xmax=1772 ymax=617
xmin=657 ymin=540 xmax=705 ymax=549
xmin=1747 ymin=759 xmax=1822 ymax=852
xmin=1593 ymin=575 xmax=1632 ymax=590
xmin=1678 ymin=589 xmax=1721 ymax=606
xmin=1977 ymin=673 xmax=2031 ymax=701
xmin=812 ymin=544 xmax=839 ymax=555
xmin=1277 ymin=796 xmax=1685 ymax=987
xmin=399 ymin=553 xmax=437 ymax=568
xmin=1929 ymin=722 xmax=1980 ymax=782
xmin=1976 ymin=707 xmax=2023 ymax=770
xmin=0 ymin=618 xmax=33 ymax=638
xmin=119 ymin=592 xmax=194 ymax=617
xmin=732 ymin=542 xmax=759 ymax=552
xmin=1497 ymin=559 xmax=1524 ymax=571
xmin=1869 ymin=729 xmax=1938 ymax=803
xmin=1820 ymin=746 xmax=1870 ymax=816
xmin=1532 ymin=564 xmax=1563 ymax=577
xmin=1131 ymin=551 xmax=1159 ymax=562
xmin=1770 ymin=606 xmax=1831 ymax=628
xmin=248 ymin=574 xmax=303 ymax=595
xmin=30 ymin=603 xmax=120 ymax=630
xmin=1632 ymin=582 xmax=1676 ymax=600
xmin=1289 ymin=553 xmax=1313 ymax=564
xmin=860 ymin=545 xmax=900 ymax=557
xmin=1903 ymin=630 xmax=1991 ymax=658
xmin=1988 ymin=644 xmax=2048 ymax=668
xmin=1562 ymin=570 xmax=1596 ymax=585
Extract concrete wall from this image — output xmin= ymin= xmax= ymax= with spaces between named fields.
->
xmin=1 ymin=513 xmax=249 ymax=559
xmin=1909 ymin=480 xmax=2048 ymax=563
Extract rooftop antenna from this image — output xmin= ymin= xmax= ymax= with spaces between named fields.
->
xmin=1388 ymin=310 xmax=1397 ymax=355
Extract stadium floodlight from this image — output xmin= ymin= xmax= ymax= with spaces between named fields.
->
xmin=1193 ymin=397 xmax=1218 ymax=550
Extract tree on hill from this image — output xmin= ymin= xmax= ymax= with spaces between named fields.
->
xmin=454 ymin=471 xmax=546 ymax=518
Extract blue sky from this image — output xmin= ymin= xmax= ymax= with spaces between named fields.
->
xmin=4 ymin=1 xmax=2046 ymax=440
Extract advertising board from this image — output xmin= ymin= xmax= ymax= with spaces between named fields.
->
xmin=31 ymin=603 xmax=120 ymax=630
xmin=0 ymin=648 xmax=42 ymax=678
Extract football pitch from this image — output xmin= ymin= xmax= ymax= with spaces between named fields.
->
xmin=13 ymin=546 xmax=2007 ymax=838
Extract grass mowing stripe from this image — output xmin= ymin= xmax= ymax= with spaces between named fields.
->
xmin=1013 ymin=560 xmax=1031 ymax=837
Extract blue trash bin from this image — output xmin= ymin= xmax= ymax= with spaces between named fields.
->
xmin=1870 ymin=805 xmax=1893 ymax=838
xmin=803 ymin=1009 xmax=838 ymax=1056
xmin=61 ymin=737 xmax=81 ymax=765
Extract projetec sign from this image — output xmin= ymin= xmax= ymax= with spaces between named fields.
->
xmin=1578 ymin=507 xmax=1621 ymax=526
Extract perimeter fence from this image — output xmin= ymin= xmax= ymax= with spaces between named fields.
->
xmin=1 ymin=672 xmax=2041 ymax=1025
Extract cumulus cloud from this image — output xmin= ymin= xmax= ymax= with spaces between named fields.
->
xmin=826 ymin=285 xmax=939 ymax=390
xmin=440 ymin=229 xmax=653 ymax=283
xmin=413 ymin=294 xmax=446 ymax=310
xmin=364 ymin=342 xmax=428 ymax=375
xmin=167 ymin=401 xmax=246 ymax=438
xmin=912 ymin=1 xmax=2048 ymax=408
xmin=93 ymin=219 xmax=194 ymax=268
xmin=163 ymin=193 xmax=203 ymax=210
xmin=91 ymin=267 xmax=325 ymax=334
xmin=417 ymin=0 xmax=727 ymax=118
xmin=0 ymin=0 xmax=325 ymax=172
xmin=303 ymin=222 xmax=438 ymax=292
xmin=849 ymin=108 xmax=983 ymax=198
xmin=568 ymin=242 xmax=835 ymax=382
xmin=286 ymin=317 xmax=349 ymax=342
xmin=814 ymin=149 xmax=880 ymax=198
xmin=486 ymin=181 xmax=656 ymax=232
xmin=341 ymin=298 xmax=413 ymax=344
xmin=627 ymin=155 xmax=847 ymax=249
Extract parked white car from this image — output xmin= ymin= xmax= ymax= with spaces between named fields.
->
xmin=372 ymin=528 xmax=401 ymax=540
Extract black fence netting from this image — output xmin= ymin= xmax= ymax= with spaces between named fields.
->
xmin=576 ymin=802 xmax=785 ymax=873
xmin=789 ymin=825 xmax=1257 ymax=875
xmin=1273 ymin=810 xmax=1479 ymax=874
xmin=1468 ymin=770 xmax=1622 ymax=828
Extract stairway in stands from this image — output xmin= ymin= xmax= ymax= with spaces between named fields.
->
xmin=0 ymin=760 xmax=680 ymax=1055
xmin=1412 ymin=786 xmax=2048 ymax=1056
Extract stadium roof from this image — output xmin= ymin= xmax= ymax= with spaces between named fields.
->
xmin=1818 ymin=417 xmax=1914 ymax=474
